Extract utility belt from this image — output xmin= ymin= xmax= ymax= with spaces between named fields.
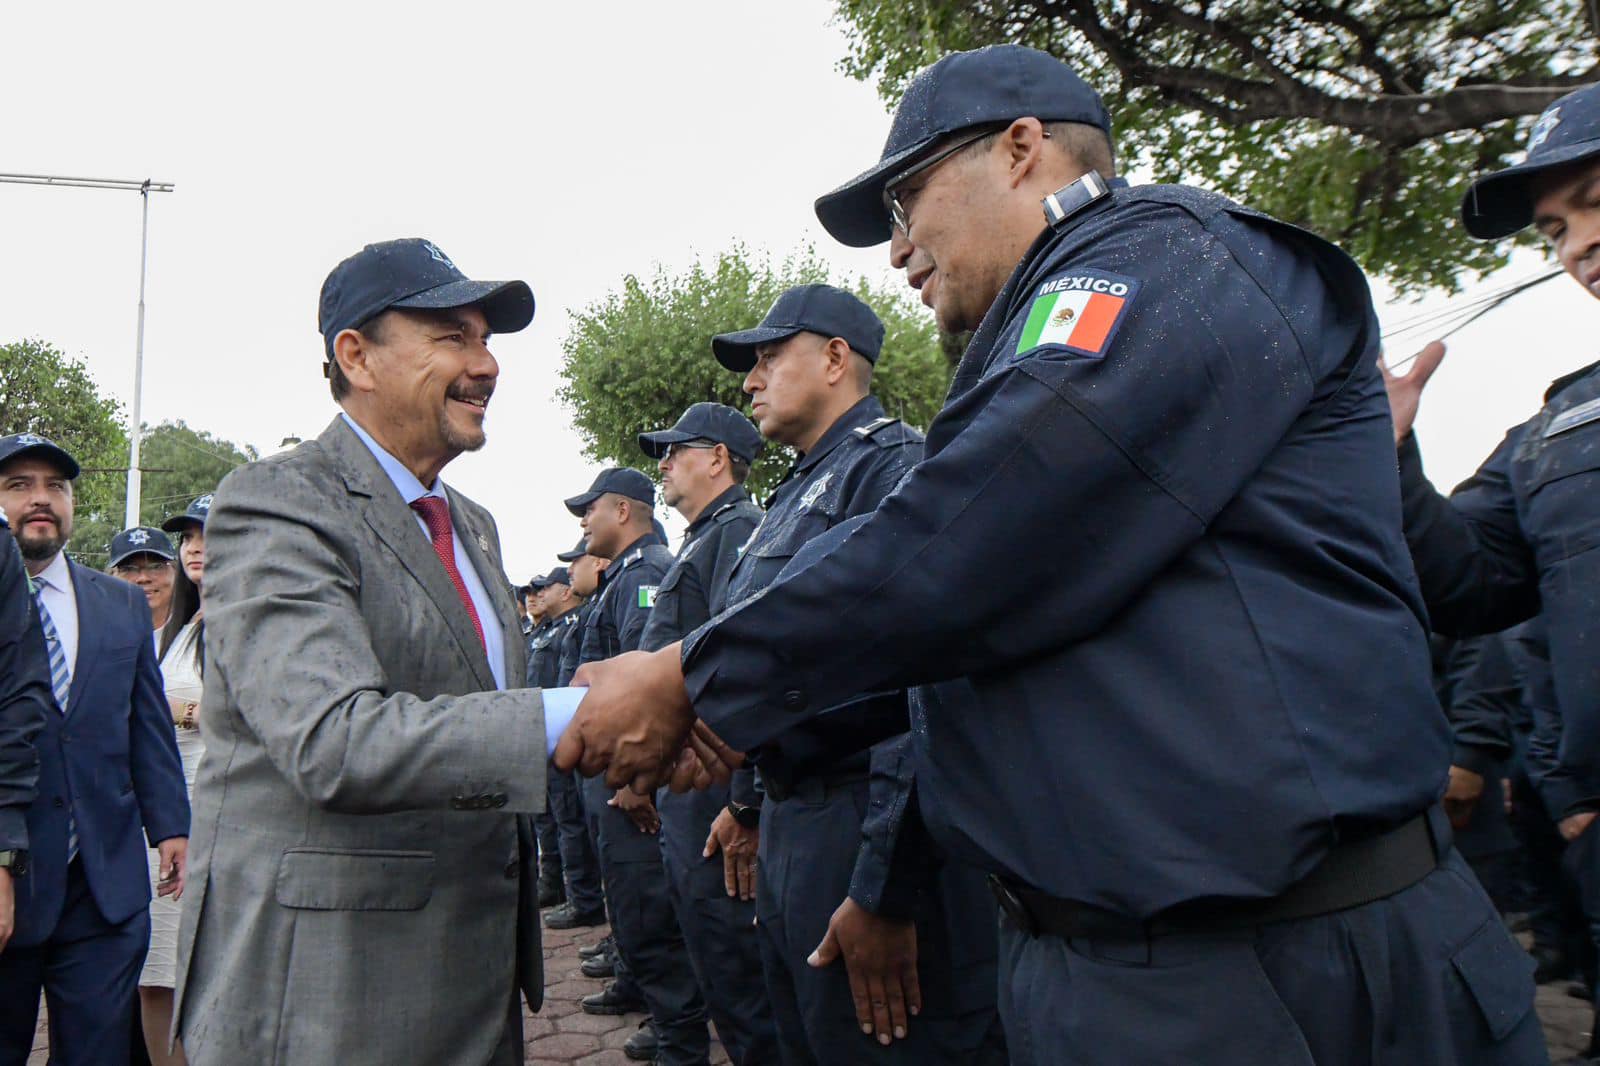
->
xmin=990 ymin=809 xmax=1448 ymax=943
xmin=760 ymin=761 xmax=871 ymax=805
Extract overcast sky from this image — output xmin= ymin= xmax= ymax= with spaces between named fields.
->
xmin=2 ymin=1 xmax=1592 ymax=582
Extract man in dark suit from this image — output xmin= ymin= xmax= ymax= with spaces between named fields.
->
xmin=0 ymin=433 xmax=189 ymax=1066
xmin=0 ymin=511 xmax=47 ymax=957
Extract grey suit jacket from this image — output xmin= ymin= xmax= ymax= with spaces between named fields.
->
xmin=174 ymin=416 xmax=547 ymax=1066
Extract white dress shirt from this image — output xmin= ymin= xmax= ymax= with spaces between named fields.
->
xmin=32 ymin=549 xmax=79 ymax=685
xmin=340 ymin=414 xmax=580 ymax=753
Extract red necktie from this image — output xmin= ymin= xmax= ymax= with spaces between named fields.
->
xmin=410 ymin=496 xmax=486 ymax=650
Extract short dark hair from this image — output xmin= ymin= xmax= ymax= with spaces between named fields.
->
xmin=972 ymin=119 xmax=1116 ymax=179
xmin=327 ymin=312 xmax=391 ymax=402
xmin=728 ymin=455 xmax=751 ymax=485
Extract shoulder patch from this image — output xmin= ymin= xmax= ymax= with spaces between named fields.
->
xmin=637 ymin=585 xmax=658 ymax=609
xmin=1545 ymin=395 xmax=1600 ymax=439
xmin=1016 ymin=269 xmax=1140 ymax=359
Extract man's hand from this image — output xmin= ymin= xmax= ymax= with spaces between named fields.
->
xmin=0 ymin=867 xmax=14 ymax=954
xmin=704 ymin=807 xmax=758 ymax=901
xmin=1561 ymin=811 xmax=1598 ymax=843
xmin=1379 ymin=341 xmax=1447 ymax=445
xmin=1443 ymin=765 xmax=1486 ymax=829
xmin=809 ymin=897 xmax=921 ymax=1046
xmin=157 ymin=837 xmax=188 ymax=900
xmin=667 ymin=721 xmax=748 ymax=794
xmin=610 ymin=788 xmax=660 ymax=834
xmin=559 ymin=645 xmax=696 ymax=794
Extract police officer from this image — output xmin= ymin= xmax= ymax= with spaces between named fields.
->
xmin=560 ymin=45 xmax=1544 ymax=1064
xmin=0 ymin=510 xmax=45 ymax=956
xmin=691 ymin=287 xmax=1003 ymax=1064
xmin=635 ymin=403 xmax=778 ymax=1065
xmin=569 ymin=469 xmax=710 ymax=1065
xmin=545 ymin=543 xmax=610 ymax=933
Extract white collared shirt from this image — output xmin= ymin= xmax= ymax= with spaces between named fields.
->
xmin=31 ymin=549 xmax=78 ymax=684
xmin=340 ymin=414 xmax=507 ymax=691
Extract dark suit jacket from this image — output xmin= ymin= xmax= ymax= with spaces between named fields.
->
xmin=13 ymin=559 xmax=189 ymax=946
xmin=0 ymin=519 xmax=46 ymax=854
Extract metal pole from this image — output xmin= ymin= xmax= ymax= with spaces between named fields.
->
xmin=124 ymin=182 xmax=153 ymax=529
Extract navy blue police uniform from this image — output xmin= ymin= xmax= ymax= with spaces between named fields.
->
xmin=577 ymin=529 xmax=711 ymax=1064
xmin=638 ymin=484 xmax=777 ymax=1065
xmin=674 ymin=44 xmax=1544 ymax=1066
xmin=711 ymin=391 xmax=1005 ymax=1065
xmin=0 ymin=512 xmax=45 ymax=870
xmin=547 ymin=597 xmax=606 ymax=922
xmin=521 ymin=598 xmax=560 ymax=892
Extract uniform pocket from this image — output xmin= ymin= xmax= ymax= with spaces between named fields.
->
xmin=274 ymin=847 xmax=434 ymax=911
xmin=1449 ymin=919 xmax=1536 ymax=1041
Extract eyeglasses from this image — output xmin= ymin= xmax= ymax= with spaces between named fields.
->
xmin=113 ymin=560 xmax=172 ymax=576
xmin=663 ymin=441 xmax=719 ymax=462
xmin=882 ymin=124 xmax=1046 ymax=235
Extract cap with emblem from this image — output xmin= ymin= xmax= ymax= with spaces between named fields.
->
xmin=161 ymin=492 xmax=216 ymax=534
xmin=563 ymin=468 xmax=656 ymax=517
xmin=318 ymin=238 xmax=535 ymax=361
xmin=815 ymin=44 xmax=1110 ymax=248
xmin=638 ymin=402 xmax=766 ymax=463
xmin=712 ymin=285 xmax=886 ymax=372
xmin=0 ymin=433 xmax=80 ymax=479
xmin=109 ymin=526 xmax=176 ymax=569
xmin=556 ymin=538 xmax=589 ymax=563
xmin=1464 ymin=82 xmax=1600 ymax=239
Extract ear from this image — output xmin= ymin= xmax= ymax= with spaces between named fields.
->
xmin=708 ymin=443 xmax=730 ymax=478
xmin=1002 ymin=117 xmax=1051 ymax=190
xmin=822 ymin=336 xmax=853 ymax=386
xmin=333 ymin=328 xmax=378 ymax=394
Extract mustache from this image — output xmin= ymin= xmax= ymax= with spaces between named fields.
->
xmin=21 ymin=507 xmax=59 ymax=527
xmin=446 ymin=383 xmax=494 ymax=404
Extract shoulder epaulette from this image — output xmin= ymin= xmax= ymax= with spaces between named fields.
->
xmin=853 ymin=416 xmax=898 ymax=439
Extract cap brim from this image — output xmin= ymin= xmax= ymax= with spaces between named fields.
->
xmin=638 ymin=429 xmax=697 ymax=459
xmin=563 ymin=490 xmax=601 ymax=517
xmin=160 ymin=515 xmax=203 ymax=534
xmin=1463 ymin=137 xmax=1600 ymax=239
xmin=392 ymin=278 xmax=536 ymax=334
xmin=555 ymin=550 xmax=584 ymax=562
xmin=813 ymin=135 xmax=939 ymax=248
xmin=109 ymin=547 xmax=174 ymax=568
xmin=3 ymin=443 xmax=81 ymax=480
xmin=712 ymin=326 xmax=805 ymax=372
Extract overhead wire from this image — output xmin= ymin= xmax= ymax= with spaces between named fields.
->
xmin=1380 ymin=268 xmax=1563 ymax=372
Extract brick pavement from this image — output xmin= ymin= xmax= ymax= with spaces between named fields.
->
xmin=21 ymin=915 xmax=1591 ymax=1063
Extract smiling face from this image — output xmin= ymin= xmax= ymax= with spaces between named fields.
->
xmin=333 ymin=306 xmax=498 ymax=483
xmin=0 ymin=456 xmax=75 ymax=568
xmin=1533 ymin=158 xmax=1600 ymax=301
xmin=112 ymin=553 xmax=174 ymax=620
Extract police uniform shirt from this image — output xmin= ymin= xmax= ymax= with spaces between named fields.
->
xmin=681 ymin=183 xmax=1449 ymax=916
xmin=639 ymin=485 xmax=762 ymax=654
xmin=530 ymin=609 xmax=581 ymax=690
xmin=1399 ymin=360 xmax=1600 ymax=791
xmin=556 ymin=600 xmax=593 ymax=688
xmin=577 ymin=533 xmax=675 ymax=666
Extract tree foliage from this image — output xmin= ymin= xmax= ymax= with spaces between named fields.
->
xmin=831 ymin=0 xmax=1599 ymax=294
xmin=138 ymin=420 xmax=256 ymax=528
xmin=0 ymin=338 xmax=128 ymax=565
xmin=559 ymin=247 xmax=952 ymax=499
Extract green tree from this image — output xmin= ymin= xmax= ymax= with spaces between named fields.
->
xmin=0 ymin=338 xmax=129 ymax=566
xmin=137 ymin=420 xmax=256 ymax=528
xmin=832 ymin=0 xmax=1597 ymax=294
xmin=560 ymin=247 xmax=951 ymax=499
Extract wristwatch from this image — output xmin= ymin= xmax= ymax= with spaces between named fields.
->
xmin=727 ymin=802 xmax=761 ymax=830
xmin=0 ymin=850 xmax=28 ymax=876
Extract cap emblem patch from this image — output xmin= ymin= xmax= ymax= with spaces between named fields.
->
xmin=1529 ymin=107 xmax=1562 ymax=152
xmin=13 ymin=434 xmax=46 ymax=447
xmin=423 ymin=242 xmax=456 ymax=269
xmin=128 ymin=529 xmax=150 ymax=545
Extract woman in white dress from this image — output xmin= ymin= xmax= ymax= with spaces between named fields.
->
xmin=140 ymin=495 xmax=212 ymax=1066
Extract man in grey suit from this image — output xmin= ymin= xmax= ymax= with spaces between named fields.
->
xmin=174 ymin=239 xmax=583 ymax=1065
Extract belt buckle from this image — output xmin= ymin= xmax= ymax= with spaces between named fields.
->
xmin=987 ymin=875 xmax=1037 ymax=937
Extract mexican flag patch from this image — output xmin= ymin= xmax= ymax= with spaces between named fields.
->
xmin=1016 ymin=270 xmax=1139 ymax=358
xmin=638 ymin=586 xmax=658 ymax=608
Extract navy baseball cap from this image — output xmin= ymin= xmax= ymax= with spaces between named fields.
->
xmin=0 ymin=433 xmax=80 ymax=479
xmin=712 ymin=285 xmax=886 ymax=372
xmin=544 ymin=565 xmax=572 ymax=588
xmin=527 ymin=573 xmax=552 ymax=591
xmin=161 ymin=492 xmax=215 ymax=534
xmin=318 ymin=238 xmax=535 ymax=360
xmin=564 ymin=468 xmax=656 ymax=516
xmin=1464 ymin=83 xmax=1600 ymax=239
xmin=556 ymin=537 xmax=589 ymax=562
xmin=638 ymin=402 xmax=766 ymax=463
xmin=108 ymin=526 xmax=176 ymax=569
xmin=816 ymin=45 xmax=1110 ymax=247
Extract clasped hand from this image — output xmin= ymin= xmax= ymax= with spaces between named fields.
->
xmin=555 ymin=644 xmax=745 ymax=794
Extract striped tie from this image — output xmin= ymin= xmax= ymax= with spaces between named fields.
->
xmin=31 ymin=585 xmax=77 ymax=864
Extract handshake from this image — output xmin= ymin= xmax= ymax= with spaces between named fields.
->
xmin=553 ymin=641 xmax=745 ymax=794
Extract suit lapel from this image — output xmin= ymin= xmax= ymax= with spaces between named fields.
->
xmin=450 ymin=494 xmax=524 ymax=690
xmin=64 ymin=562 xmax=103 ymax=720
xmin=320 ymin=419 xmax=498 ymax=693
